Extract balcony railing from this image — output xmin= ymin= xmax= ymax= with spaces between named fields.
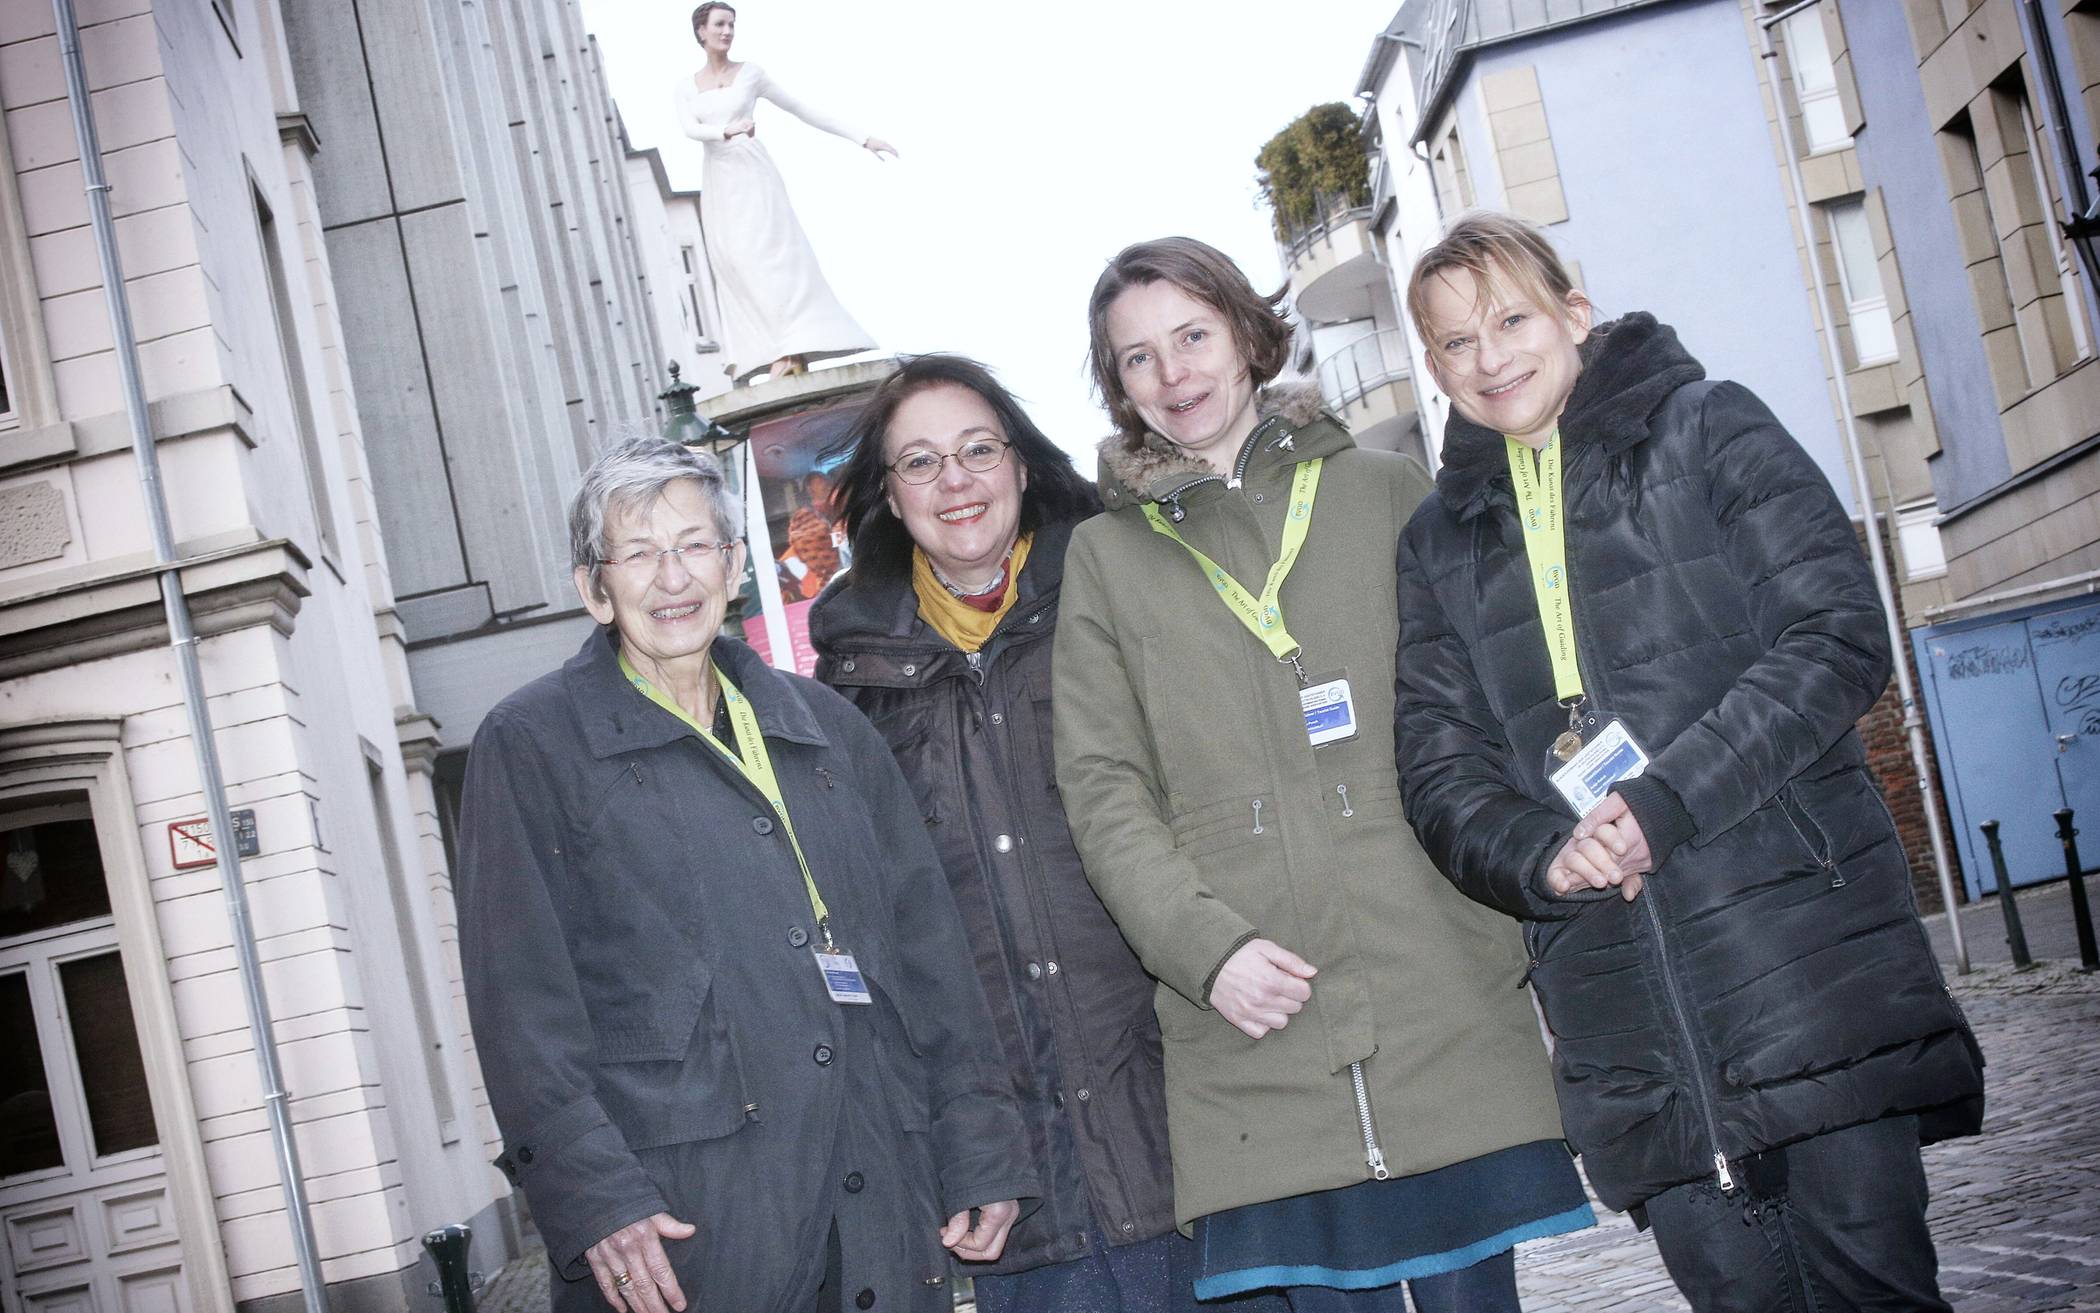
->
xmin=1279 ymin=188 xmax=1374 ymax=264
xmin=1317 ymin=329 xmax=1411 ymax=412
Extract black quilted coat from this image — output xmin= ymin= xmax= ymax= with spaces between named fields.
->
xmin=1393 ymin=315 xmax=1984 ymax=1211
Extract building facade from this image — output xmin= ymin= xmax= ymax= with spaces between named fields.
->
xmin=0 ymin=1 xmax=712 ymax=1311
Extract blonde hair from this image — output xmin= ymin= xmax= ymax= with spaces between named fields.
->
xmin=1406 ymin=210 xmax=1581 ymax=344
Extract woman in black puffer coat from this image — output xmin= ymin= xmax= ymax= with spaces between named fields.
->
xmin=1392 ymin=212 xmax=1984 ymax=1313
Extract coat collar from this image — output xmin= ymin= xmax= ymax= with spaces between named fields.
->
xmin=1094 ymin=382 xmax=1349 ymax=514
xmin=807 ymin=516 xmax=1080 ymax=651
xmin=565 ymin=625 xmax=831 ymax=759
xmin=1434 ymin=313 xmax=1706 ymax=521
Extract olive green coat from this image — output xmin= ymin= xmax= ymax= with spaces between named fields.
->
xmin=1052 ymin=387 xmax=1565 ymax=1227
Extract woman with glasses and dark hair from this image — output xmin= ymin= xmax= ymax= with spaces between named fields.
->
xmin=811 ymin=356 xmax=1194 ymax=1311
xmin=457 ymin=433 xmax=1034 ymax=1313
xmin=1053 ymin=238 xmax=1590 ymax=1310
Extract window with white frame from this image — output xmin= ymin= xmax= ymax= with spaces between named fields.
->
xmin=1 ymin=327 xmax=15 ymax=430
xmin=679 ymin=244 xmax=710 ymax=345
xmin=1896 ymin=502 xmax=1947 ymax=581
xmin=2018 ymin=94 xmax=2094 ymax=362
xmin=1785 ymin=5 xmax=1849 ymax=153
xmin=1827 ymin=199 xmax=1897 ymax=365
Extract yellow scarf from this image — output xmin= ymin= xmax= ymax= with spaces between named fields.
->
xmin=911 ymin=533 xmax=1033 ymax=653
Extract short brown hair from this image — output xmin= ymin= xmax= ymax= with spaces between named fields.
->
xmin=1086 ymin=237 xmax=1293 ymax=442
xmin=1406 ymin=210 xmax=1580 ymax=344
xmin=691 ymin=2 xmax=734 ymax=38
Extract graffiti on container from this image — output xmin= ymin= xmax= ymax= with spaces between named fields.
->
xmin=2033 ymin=610 xmax=2100 ymax=647
xmin=1941 ymin=643 xmax=2030 ymax=680
xmin=2059 ymin=672 xmax=2100 ymax=735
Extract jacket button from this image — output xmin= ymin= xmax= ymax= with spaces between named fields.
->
xmin=1121 ymin=1221 xmax=1135 ymax=1233
xmin=813 ymin=1044 xmax=833 ymax=1066
xmin=843 ymin=1171 xmax=865 ymax=1193
xmin=901 ymin=663 xmax=917 ymax=676
xmin=1046 ymin=961 xmax=1059 ymax=976
xmin=752 ymin=816 xmax=775 ymax=835
xmin=515 ymin=1145 xmax=535 ymax=1164
xmin=788 ymin=926 xmax=809 ymax=948
xmin=993 ymin=834 xmax=1013 ymax=853
xmin=841 ymin=659 xmax=856 ymax=672
xmin=989 ymin=711 xmax=1004 ymax=725
xmin=1076 ymin=1088 xmax=1091 ymax=1102
xmin=1053 ymin=1092 xmax=1065 ymax=1110
xmin=1026 ymin=962 xmax=1042 ymax=980
xmin=855 ymin=1290 xmax=875 ymax=1309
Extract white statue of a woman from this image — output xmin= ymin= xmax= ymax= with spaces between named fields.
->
xmin=674 ymin=2 xmax=896 ymax=383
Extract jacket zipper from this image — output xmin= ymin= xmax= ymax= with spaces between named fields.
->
xmin=1348 ymin=1061 xmax=1390 ymax=1179
xmin=1552 ymin=446 xmax=1735 ymax=1192
xmin=1155 ymin=415 xmax=1292 ymax=514
xmin=1639 ymin=890 xmax=1735 ymax=1191
xmin=1777 ymin=787 xmax=1845 ymax=888
xmin=965 ymin=650 xmax=985 ymax=685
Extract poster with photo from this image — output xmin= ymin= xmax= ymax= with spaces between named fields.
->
xmin=729 ymin=401 xmax=858 ymax=676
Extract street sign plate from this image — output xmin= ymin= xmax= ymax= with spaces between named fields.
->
xmin=166 ymin=809 xmax=260 ymax=870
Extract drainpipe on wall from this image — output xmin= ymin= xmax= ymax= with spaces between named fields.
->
xmin=1758 ymin=1 xmax=1970 ymax=971
xmin=52 ymin=2 xmax=333 ymax=1308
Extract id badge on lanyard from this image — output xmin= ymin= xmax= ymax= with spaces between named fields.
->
xmin=1508 ymin=435 xmax=1650 ymax=815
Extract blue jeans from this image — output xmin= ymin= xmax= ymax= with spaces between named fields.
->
xmin=973 ymin=1229 xmax=1203 ymax=1313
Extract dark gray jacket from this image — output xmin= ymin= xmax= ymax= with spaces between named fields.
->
xmin=811 ymin=518 xmax=1177 ymax=1275
xmin=1394 ymin=315 xmax=1983 ymax=1211
xmin=458 ymin=629 xmax=1036 ymax=1310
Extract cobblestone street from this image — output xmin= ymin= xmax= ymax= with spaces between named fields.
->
xmin=1512 ymin=959 xmax=2100 ymax=1312
xmin=477 ymin=885 xmax=2100 ymax=1313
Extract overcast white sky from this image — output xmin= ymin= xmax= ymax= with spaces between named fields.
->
xmin=578 ymin=0 xmax=1402 ymax=467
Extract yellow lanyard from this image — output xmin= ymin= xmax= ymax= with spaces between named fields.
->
xmin=1505 ymin=434 xmax=1583 ymax=703
xmin=1142 ymin=458 xmax=1323 ymax=683
xmin=619 ymin=653 xmax=835 ymax=948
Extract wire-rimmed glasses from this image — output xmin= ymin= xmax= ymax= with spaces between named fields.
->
xmin=598 ymin=539 xmax=738 ymax=577
xmin=886 ymin=439 xmax=1012 ymax=485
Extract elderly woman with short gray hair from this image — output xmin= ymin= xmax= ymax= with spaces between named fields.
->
xmin=457 ymin=434 xmax=1036 ymax=1313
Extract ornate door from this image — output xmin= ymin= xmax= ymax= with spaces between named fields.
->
xmin=1 ymin=798 xmax=188 ymax=1313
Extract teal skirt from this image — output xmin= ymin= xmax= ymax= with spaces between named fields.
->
xmin=1191 ymin=1140 xmax=1593 ymax=1300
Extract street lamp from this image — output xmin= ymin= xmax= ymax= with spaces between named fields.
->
xmin=658 ymin=359 xmax=738 ymax=451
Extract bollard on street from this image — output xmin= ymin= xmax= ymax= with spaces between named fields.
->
xmin=2051 ymin=808 xmax=2100 ymax=972
xmin=1979 ymin=821 xmax=2034 ymax=970
xmin=423 ymin=1224 xmax=481 ymax=1313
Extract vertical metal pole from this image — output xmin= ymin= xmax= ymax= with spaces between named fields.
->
xmin=1759 ymin=4 xmax=1969 ymax=971
xmin=1979 ymin=821 xmax=2032 ymax=969
xmin=2051 ymin=809 xmax=2099 ymax=971
xmin=51 ymin=4 xmax=330 ymax=1310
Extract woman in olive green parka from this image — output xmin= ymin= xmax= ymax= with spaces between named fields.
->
xmin=1053 ymin=238 xmax=1584 ymax=1308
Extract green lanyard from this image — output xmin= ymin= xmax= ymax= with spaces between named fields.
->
xmin=619 ymin=653 xmax=836 ymax=948
xmin=1505 ymin=433 xmax=1583 ymax=703
xmin=1141 ymin=458 xmax=1323 ymax=683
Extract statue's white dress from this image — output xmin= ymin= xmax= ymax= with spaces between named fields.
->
xmin=674 ymin=64 xmax=875 ymax=382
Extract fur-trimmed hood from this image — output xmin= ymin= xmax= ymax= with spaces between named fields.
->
xmin=1094 ymin=382 xmax=1340 ymax=512
xmin=1434 ymin=313 xmax=1705 ymax=521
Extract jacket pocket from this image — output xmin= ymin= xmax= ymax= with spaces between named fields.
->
xmin=1775 ymin=785 xmax=1845 ymax=888
xmin=592 ymin=977 xmax=753 ymax=1150
xmin=864 ymin=970 xmax=931 ymax=1132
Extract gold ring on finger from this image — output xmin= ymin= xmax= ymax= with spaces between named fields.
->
xmin=613 ymin=1272 xmax=632 ymax=1288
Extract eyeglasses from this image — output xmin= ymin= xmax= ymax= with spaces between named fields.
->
xmin=886 ymin=439 xmax=1012 ymax=485
xmin=598 ymin=539 xmax=738 ymax=576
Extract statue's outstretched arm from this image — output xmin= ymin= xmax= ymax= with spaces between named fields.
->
xmin=754 ymin=66 xmax=871 ymax=149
